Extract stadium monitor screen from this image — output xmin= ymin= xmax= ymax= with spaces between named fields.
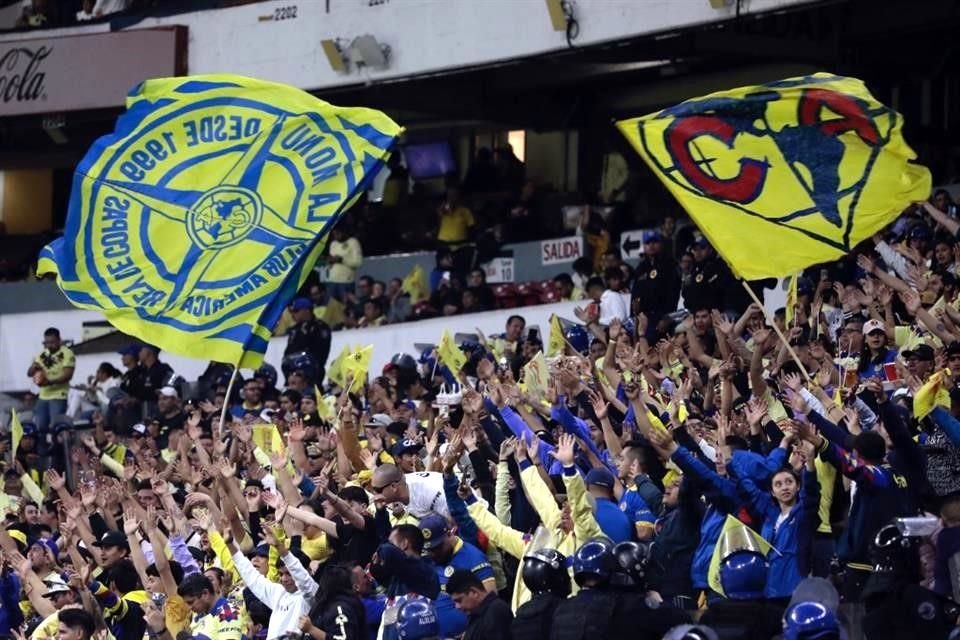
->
xmin=403 ymin=142 xmax=456 ymax=179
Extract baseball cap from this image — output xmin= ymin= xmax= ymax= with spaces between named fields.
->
xmin=643 ymin=230 xmax=663 ymax=243
xmin=391 ymin=439 xmax=421 ymax=458
xmin=117 ymin=344 xmax=141 ymax=358
xmin=31 ymin=537 xmax=59 ymax=560
xmin=131 ymin=423 xmax=148 ymax=437
xmin=902 ymin=344 xmax=935 ymax=362
xmin=862 ymin=319 xmax=886 ymax=335
xmin=249 ymin=543 xmax=271 ymax=558
xmin=159 ymin=386 xmax=178 ymax=398
xmin=690 ymin=233 xmax=710 ymax=249
xmin=366 ymin=414 xmax=392 ymax=428
xmin=585 ymin=468 xmax=615 ymax=490
xmin=92 ymin=530 xmax=129 ymax=550
xmin=909 ymin=224 xmax=932 ymax=240
xmin=290 ymin=297 xmax=312 ymax=311
xmin=419 ymin=514 xmax=450 ymax=550
xmin=42 ymin=577 xmax=72 ymax=598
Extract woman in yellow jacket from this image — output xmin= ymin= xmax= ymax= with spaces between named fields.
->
xmin=464 ymin=435 xmax=603 ymax=611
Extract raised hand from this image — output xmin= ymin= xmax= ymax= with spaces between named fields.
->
xmin=424 ymin=429 xmax=441 ymax=458
xmin=216 ymin=457 xmax=237 ymax=479
xmin=647 ymin=427 xmax=678 ymax=457
xmin=45 ymin=468 xmax=65 ymax=491
xmin=287 ymin=418 xmax=306 ymax=443
xmin=744 ymin=396 xmax=768 ymax=427
xmin=899 ymin=289 xmax=922 ymax=315
xmin=587 ymin=388 xmax=609 ymax=420
xmin=608 ymin=318 xmax=622 ymax=342
xmin=785 ymin=389 xmax=809 ymax=416
xmin=512 ymin=435 xmax=528 ymax=463
xmin=358 ymin=448 xmax=376 ymax=471
xmin=550 ymin=433 xmax=576 ymax=466
xmin=122 ymin=508 xmax=140 ymax=536
xmin=498 ymin=437 xmax=517 ymax=462
xmin=781 ymin=371 xmax=804 ymax=393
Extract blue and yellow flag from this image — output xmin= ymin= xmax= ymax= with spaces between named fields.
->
xmin=37 ymin=75 xmax=401 ymax=368
xmin=617 ymin=73 xmax=930 ymax=279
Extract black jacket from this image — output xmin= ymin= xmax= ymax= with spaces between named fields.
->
xmin=631 ymin=252 xmax=680 ymax=320
xmin=463 ymin=592 xmax=514 ymax=640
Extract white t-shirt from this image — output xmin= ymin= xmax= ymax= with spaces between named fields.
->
xmin=599 ymin=289 xmax=629 ymax=326
xmin=405 ymin=471 xmax=449 ymax=519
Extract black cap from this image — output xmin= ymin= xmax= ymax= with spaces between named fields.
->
xmin=92 ymin=530 xmax=129 ymax=550
xmin=903 ymin=344 xmax=935 ymax=362
xmin=947 ymin=342 xmax=960 ymax=357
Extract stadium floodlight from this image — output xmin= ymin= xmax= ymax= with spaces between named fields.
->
xmin=349 ymin=34 xmax=390 ymax=71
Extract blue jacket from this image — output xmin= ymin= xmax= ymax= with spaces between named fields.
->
xmin=0 ymin=570 xmax=21 ymax=637
xmin=740 ymin=466 xmax=821 ymax=598
xmin=671 ymin=446 xmax=739 ymax=589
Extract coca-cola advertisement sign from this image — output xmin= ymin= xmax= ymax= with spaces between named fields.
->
xmin=0 ymin=27 xmax=185 ymax=116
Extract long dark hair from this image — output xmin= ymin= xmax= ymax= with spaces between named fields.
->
xmin=309 ymin=563 xmax=358 ymax=620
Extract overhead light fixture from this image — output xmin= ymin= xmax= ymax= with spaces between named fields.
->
xmin=349 ymin=34 xmax=390 ymax=71
xmin=321 ymin=39 xmax=348 ymax=73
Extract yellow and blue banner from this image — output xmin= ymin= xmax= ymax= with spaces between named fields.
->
xmin=617 ymin=73 xmax=930 ymax=280
xmin=37 ymin=75 xmax=401 ymax=368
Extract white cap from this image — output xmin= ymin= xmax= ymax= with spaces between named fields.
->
xmin=159 ymin=386 xmax=178 ymax=398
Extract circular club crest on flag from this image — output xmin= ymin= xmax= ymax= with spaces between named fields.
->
xmin=38 ymin=75 xmax=401 ymax=367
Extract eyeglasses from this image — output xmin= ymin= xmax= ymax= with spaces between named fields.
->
xmin=243 ymin=491 xmax=259 ymax=497
xmin=369 ymin=480 xmax=397 ymax=493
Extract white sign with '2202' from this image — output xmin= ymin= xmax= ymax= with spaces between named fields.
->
xmin=540 ymin=236 xmax=583 ymax=266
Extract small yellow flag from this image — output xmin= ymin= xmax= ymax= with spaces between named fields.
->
xmin=438 ymin=330 xmax=467 ymax=375
xmin=252 ymin=423 xmax=285 ymax=454
xmin=327 ymin=345 xmax=351 ymax=389
xmin=914 ymin=369 xmax=952 ymax=418
xmin=401 ymin=264 xmax=429 ymax=304
xmin=547 ymin=315 xmax=566 ymax=357
xmin=707 ymin=514 xmax=774 ymax=596
xmin=343 ymin=345 xmax=373 ymax=394
xmin=10 ymin=409 xmax=23 ymax=461
xmin=522 ymin=352 xmax=550 ymax=398
xmin=785 ymin=274 xmax=799 ymax=327
xmin=317 ymin=394 xmax=337 ymax=422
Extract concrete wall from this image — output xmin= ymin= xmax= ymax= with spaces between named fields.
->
xmin=0 ymin=0 xmax=819 ymax=94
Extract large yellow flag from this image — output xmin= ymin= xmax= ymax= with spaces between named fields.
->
xmin=9 ymin=409 xmax=22 ymax=461
xmin=438 ymin=330 xmax=467 ymax=375
xmin=914 ymin=369 xmax=951 ymax=418
xmin=401 ymin=264 xmax=429 ymax=304
xmin=343 ymin=345 xmax=373 ymax=394
xmin=617 ymin=73 xmax=930 ymax=279
xmin=37 ymin=74 xmax=401 ymax=368
xmin=707 ymin=515 xmax=774 ymax=596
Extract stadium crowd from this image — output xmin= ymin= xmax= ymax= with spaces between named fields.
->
xmin=10 ymin=191 xmax=960 ymax=640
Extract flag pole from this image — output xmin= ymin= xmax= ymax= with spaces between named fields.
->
xmin=740 ymin=280 xmax=812 ymax=383
xmin=217 ymin=367 xmax=240 ymax=440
